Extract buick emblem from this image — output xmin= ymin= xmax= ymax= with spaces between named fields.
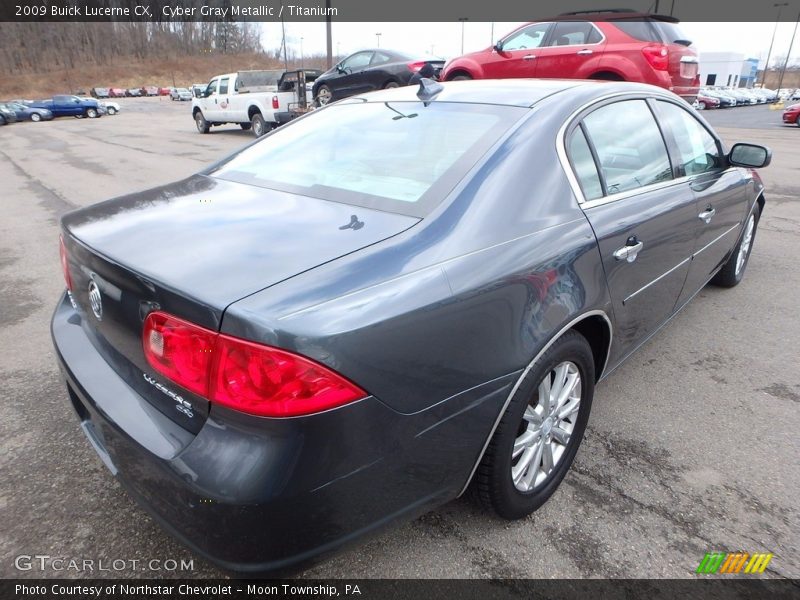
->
xmin=88 ymin=280 xmax=103 ymax=320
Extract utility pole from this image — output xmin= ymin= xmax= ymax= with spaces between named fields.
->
xmin=300 ymin=37 xmax=304 ymax=68
xmin=459 ymin=18 xmax=468 ymax=54
xmin=325 ymin=0 xmax=332 ymax=69
xmin=776 ymin=10 xmax=800 ymax=93
xmin=375 ymin=32 xmax=381 ymax=48
xmin=763 ymin=3 xmax=789 ymax=88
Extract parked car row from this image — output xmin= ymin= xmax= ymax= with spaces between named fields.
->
xmin=91 ymin=85 xmax=194 ymax=99
xmin=1 ymin=95 xmax=122 ymax=126
xmin=312 ymin=11 xmax=701 ymax=107
xmin=694 ymin=86 xmax=778 ymax=109
xmin=0 ymin=101 xmax=53 ymax=124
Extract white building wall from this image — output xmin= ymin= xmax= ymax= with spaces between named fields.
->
xmin=699 ymin=51 xmax=746 ymax=87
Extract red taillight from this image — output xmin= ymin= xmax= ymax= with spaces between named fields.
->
xmin=407 ymin=61 xmax=426 ymax=72
xmin=142 ymin=311 xmax=367 ymax=417
xmin=59 ymin=234 xmax=73 ymax=291
xmin=210 ymin=335 xmax=366 ymax=417
xmin=272 ymin=95 xmax=279 ymax=109
xmin=642 ymin=44 xmax=669 ymax=71
xmin=143 ymin=312 xmax=216 ymax=397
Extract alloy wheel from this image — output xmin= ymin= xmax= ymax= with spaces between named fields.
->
xmin=511 ymin=361 xmax=581 ymax=492
xmin=317 ymin=87 xmax=332 ymax=106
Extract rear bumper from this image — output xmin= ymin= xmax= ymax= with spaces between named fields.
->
xmin=51 ymin=293 xmax=513 ymax=573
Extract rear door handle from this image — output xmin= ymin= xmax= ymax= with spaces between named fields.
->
xmin=614 ymin=240 xmax=644 ymax=263
xmin=698 ymin=207 xmax=716 ymax=224
xmin=576 ymin=49 xmax=593 ymax=55
xmin=523 ymin=54 xmax=537 ymax=60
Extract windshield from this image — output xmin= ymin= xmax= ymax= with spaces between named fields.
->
xmin=177 ymin=88 xmax=190 ymax=93
xmin=210 ymin=100 xmax=526 ymax=217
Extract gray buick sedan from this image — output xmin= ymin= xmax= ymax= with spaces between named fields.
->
xmin=52 ymin=79 xmax=770 ymax=573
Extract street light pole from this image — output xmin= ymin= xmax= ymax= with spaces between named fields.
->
xmin=375 ymin=32 xmax=381 ymax=48
xmin=776 ymin=10 xmax=800 ymax=94
xmin=763 ymin=3 xmax=789 ymax=87
xmin=458 ymin=18 xmax=468 ymax=54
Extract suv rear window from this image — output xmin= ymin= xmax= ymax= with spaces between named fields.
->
xmin=211 ymin=101 xmax=526 ymax=217
xmin=613 ymin=20 xmax=691 ymax=45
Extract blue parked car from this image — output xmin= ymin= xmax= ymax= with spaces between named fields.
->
xmin=29 ymin=95 xmax=101 ymax=119
xmin=1 ymin=101 xmax=53 ymax=122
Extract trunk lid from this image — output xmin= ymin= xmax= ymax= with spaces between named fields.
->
xmin=61 ymin=175 xmax=419 ymax=432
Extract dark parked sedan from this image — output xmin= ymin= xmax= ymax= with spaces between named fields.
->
xmin=53 ymin=80 xmax=769 ymax=574
xmin=0 ymin=103 xmax=18 ymax=124
xmin=312 ymin=48 xmax=444 ymax=105
xmin=1 ymin=101 xmax=54 ymax=122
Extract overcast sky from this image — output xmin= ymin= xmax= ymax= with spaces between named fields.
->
xmin=260 ymin=21 xmax=800 ymax=67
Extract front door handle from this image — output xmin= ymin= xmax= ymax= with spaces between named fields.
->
xmin=576 ymin=49 xmax=593 ymax=55
xmin=523 ymin=54 xmax=537 ymax=60
xmin=698 ymin=207 xmax=716 ymax=224
xmin=613 ymin=239 xmax=644 ymax=263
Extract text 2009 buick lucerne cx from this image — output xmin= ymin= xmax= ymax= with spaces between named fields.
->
xmin=52 ymin=79 xmax=770 ymax=573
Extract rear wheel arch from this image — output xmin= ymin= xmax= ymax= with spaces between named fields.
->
xmin=458 ymin=309 xmax=612 ymax=497
xmin=247 ymin=105 xmax=262 ymax=120
xmin=570 ymin=314 xmax=612 ymax=382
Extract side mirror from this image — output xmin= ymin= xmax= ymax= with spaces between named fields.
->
xmin=336 ymin=64 xmax=345 ymax=73
xmin=728 ymin=143 xmax=771 ymax=168
xmin=493 ymin=41 xmax=504 ymax=52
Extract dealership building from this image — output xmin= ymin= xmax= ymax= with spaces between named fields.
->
xmin=699 ymin=52 xmax=760 ymax=88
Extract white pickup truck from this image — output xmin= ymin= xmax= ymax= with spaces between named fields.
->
xmin=191 ymin=69 xmax=319 ymax=137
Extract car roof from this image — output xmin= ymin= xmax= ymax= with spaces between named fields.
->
xmin=347 ymin=79 xmax=668 ymax=108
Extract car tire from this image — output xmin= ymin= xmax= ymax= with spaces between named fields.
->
xmin=106 ymin=107 xmax=117 ymax=115
xmin=30 ymin=113 xmax=41 ymax=122
xmin=316 ymin=85 xmax=333 ymax=107
xmin=711 ymin=205 xmax=760 ymax=288
xmin=472 ymin=330 xmax=595 ymax=520
xmin=698 ymin=101 xmax=706 ymax=110
xmin=384 ymin=81 xmax=400 ymax=89
xmin=86 ymin=108 xmax=98 ymax=118
xmin=450 ymin=74 xmax=472 ymax=81
xmin=251 ymin=113 xmax=267 ymax=137
xmin=240 ymin=122 xmax=252 ymax=131
xmin=195 ymin=112 xmax=210 ymax=134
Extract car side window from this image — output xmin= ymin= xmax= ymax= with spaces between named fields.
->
xmin=581 ymin=100 xmax=673 ymax=196
xmin=342 ymin=52 xmax=374 ymax=72
xmin=219 ymin=77 xmax=229 ymax=95
xmin=567 ymin=127 xmax=603 ymax=201
xmin=502 ymin=23 xmax=551 ymax=51
xmin=547 ymin=22 xmax=600 ymax=46
xmin=371 ymin=51 xmax=392 ymax=66
xmin=655 ymin=101 xmax=722 ymax=176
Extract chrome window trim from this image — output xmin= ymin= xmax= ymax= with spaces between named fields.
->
xmin=457 ymin=309 xmax=613 ymax=497
xmin=556 ymin=90 xmax=706 ymax=208
xmin=542 ymin=22 xmax=607 ymax=48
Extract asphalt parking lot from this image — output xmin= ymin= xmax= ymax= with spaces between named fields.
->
xmin=0 ymin=98 xmax=798 ymax=580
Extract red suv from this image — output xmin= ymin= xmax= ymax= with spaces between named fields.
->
xmin=441 ymin=12 xmax=699 ymax=101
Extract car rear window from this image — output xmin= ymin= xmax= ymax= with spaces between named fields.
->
xmin=613 ymin=20 xmax=691 ymax=45
xmin=210 ymin=101 xmax=527 ymax=217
